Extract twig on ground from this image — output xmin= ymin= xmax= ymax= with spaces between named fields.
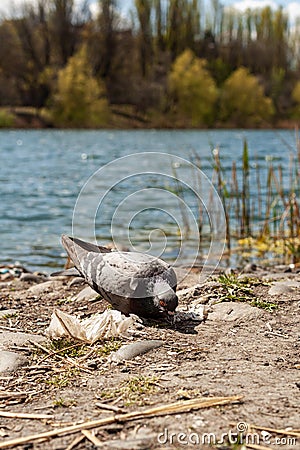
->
xmin=0 ymin=411 xmax=54 ymax=420
xmin=111 ymin=395 xmax=123 ymax=405
xmin=81 ymin=430 xmax=102 ymax=446
xmin=0 ymin=326 xmax=23 ymax=332
xmin=78 ymin=349 xmax=95 ymax=361
xmin=95 ymin=402 xmax=123 ymax=413
xmin=0 ymin=392 xmax=33 ymax=400
xmin=266 ymin=331 xmax=289 ymax=339
xmin=29 ymin=340 xmax=93 ymax=374
xmin=0 ymin=395 xmax=242 ymax=449
xmin=65 ymin=434 xmax=85 ymax=450
xmin=37 ymin=342 xmax=84 ymax=364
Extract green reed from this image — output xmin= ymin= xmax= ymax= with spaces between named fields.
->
xmin=211 ymin=146 xmax=232 ymax=252
xmin=171 ymin=163 xmax=190 ymax=238
xmin=241 ymin=139 xmax=250 ymax=237
xmin=194 ymin=131 xmax=300 ymax=264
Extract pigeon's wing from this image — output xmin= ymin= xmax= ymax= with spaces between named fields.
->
xmin=121 ymin=252 xmax=177 ymax=291
xmin=74 ymin=251 xmax=143 ymax=300
xmin=60 ymin=238 xmax=141 ymax=297
xmin=100 ymin=251 xmax=177 ymax=296
xmin=160 ymin=266 xmax=177 ymax=292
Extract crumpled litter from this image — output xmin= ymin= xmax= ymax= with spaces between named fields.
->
xmin=46 ymin=309 xmax=141 ymax=343
xmin=174 ymin=302 xmax=208 ymax=322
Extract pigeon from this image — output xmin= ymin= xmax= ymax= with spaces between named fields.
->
xmin=60 ymin=235 xmax=178 ymax=319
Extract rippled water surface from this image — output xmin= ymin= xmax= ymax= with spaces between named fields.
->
xmin=0 ymin=129 xmax=297 ymax=271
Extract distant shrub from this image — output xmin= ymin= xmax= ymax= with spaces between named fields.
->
xmin=0 ymin=110 xmax=14 ymax=128
xmin=168 ymin=49 xmax=218 ymax=126
xmin=51 ymin=46 xmax=110 ymax=128
xmin=219 ymin=67 xmax=274 ymax=127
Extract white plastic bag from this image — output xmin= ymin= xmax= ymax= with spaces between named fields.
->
xmin=46 ymin=309 xmax=141 ymax=343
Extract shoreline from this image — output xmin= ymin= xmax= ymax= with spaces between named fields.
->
xmin=1 ymin=106 xmax=299 ymax=130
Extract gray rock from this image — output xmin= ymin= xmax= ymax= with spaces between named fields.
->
xmin=208 ymin=301 xmax=262 ymax=322
xmin=20 ymin=273 xmax=48 ymax=283
xmin=0 ymin=273 xmax=13 ymax=281
xmin=0 ymin=282 xmax=12 ymax=289
xmin=109 ymin=340 xmax=164 ymax=363
xmin=28 ymin=280 xmax=59 ymax=295
xmin=239 ymin=273 xmax=258 ymax=280
xmin=225 ymin=267 xmax=235 ymax=276
xmin=0 ymin=330 xmax=46 ymax=350
xmin=262 ymin=273 xmax=297 ymax=281
xmin=72 ymin=286 xmax=99 ymax=302
xmin=269 ymin=281 xmax=300 ymax=295
xmin=68 ymin=277 xmax=86 ymax=288
xmin=0 ymin=350 xmax=28 ymax=373
xmin=174 ymin=268 xmax=201 ymax=288
xmin=0 ymin=309 xmax=17 ymax=319
xmin=274 ymin=265 xmax=293 ymax=272
xmin=243 ymin=263 xmax=257 ymax=273
xmin=176 ymin=285 xmax=202 ymax=300
xmin=204 ymin=281 xmax=222 ymax=289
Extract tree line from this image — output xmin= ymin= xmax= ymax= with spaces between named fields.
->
xmin=0 ymin=0 xmax=300 ymax=128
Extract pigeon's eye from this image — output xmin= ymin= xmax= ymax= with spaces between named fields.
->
xmin=159 ymin=300 xmax=166 ymax=307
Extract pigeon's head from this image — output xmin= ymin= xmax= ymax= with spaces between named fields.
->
xmin=153 ymin=281 xmax=178 ymax=319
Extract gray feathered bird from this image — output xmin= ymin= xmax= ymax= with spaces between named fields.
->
xmin=60 ymin=235 xmax=178 ymax=319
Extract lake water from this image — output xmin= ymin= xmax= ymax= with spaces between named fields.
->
xmin=0 ymin=129 xmax=298 ymax=272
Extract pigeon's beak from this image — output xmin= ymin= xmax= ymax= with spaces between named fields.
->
xmin=166 ymin=310 xmax=175 ymax=324
xmin=156 ymin=292 xmax=178 ymax=322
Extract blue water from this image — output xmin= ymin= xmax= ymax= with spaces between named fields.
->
xmin=0 ymin=129 xmax=298 ymax=272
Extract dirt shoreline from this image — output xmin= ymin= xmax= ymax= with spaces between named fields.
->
xmin=0 ymin=265 xmax=299 ymax=449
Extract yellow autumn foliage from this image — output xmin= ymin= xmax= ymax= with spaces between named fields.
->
xmin=219 ymin=67 xmax=274 ymax=127
xmin=169 ymin=49 xmax=218 ymax=126
xmin=51 ymin=46 xmax=110 ymax=128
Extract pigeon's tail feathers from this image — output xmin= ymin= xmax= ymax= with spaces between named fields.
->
xmin=51 ymin=267 xmax=81 ymax=277
xmin=61 ymin=235 xmax=83 ymax=270
xmin=61 ymin=235 xmax=110 ymax=254
xmin=61 ymin=235 xmax=109 ymax=273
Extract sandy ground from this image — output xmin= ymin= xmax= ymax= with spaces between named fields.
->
xmin=0 ymin=265 xmax=299 ymax=449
